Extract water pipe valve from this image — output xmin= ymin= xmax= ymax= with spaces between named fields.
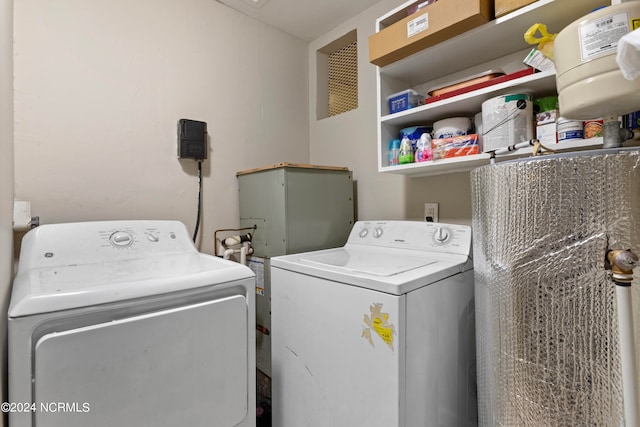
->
xmin=607 ymin=249 xmax=639 ymax=284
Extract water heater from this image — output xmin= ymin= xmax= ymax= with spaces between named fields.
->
xmin=471 ymin=148 xmax=640 ymax=426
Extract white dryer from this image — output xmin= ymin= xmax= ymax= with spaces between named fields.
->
xmin=271 ymin=220 xmax=476 ymax=427
xmin=8 ymin=220 xmax=256 ymax=427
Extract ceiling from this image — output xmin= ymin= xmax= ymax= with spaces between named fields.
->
xmin=216 ymin=0 xmax=381 ymax=42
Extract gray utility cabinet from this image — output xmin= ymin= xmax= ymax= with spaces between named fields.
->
xmin=237 ymin=163 xmax=354 ymax=258
xmin=237 ymin=163 xmax=355 ymax=378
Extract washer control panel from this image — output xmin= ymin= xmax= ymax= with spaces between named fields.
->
xmin=349 ymin=221 xmax=471 ymax=255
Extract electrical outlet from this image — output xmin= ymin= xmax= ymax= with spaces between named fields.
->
xmin=13 ymin=201 xmax=32 ymax=230
xmin=424 ymin=202 xmax=439 ymax=222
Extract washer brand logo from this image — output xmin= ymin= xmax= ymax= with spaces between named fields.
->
xmin=362 ymin=303 xmax=395 ymax=351
xmin=394 ymin=239 xmax=405 ymax=243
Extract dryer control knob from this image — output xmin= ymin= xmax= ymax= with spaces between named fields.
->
xmin=373 ymin=227 xmax=384 ymax=238
xmin=359 ymin=228 xmax=369 ymax=238
xmin=110 ymin=231 xmax=133 ymax=247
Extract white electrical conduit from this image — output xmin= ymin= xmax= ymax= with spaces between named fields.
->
xmin=608 ymin=249 xmax=639 ymax=427
xmin=619 ymin=266 xmax=640 ymax=427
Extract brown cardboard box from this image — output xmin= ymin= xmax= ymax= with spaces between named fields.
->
xmin=495 ymin=0 xmax=537 ymax=18
xmin=369 ymin=0 xmax=493 ymax=67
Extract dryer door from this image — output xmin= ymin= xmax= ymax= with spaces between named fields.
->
xmin=32 ymin=295 xmax=249 ymax=427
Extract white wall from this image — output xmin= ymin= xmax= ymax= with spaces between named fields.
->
xmin=0 ymin=0 xmax=12 ymax=423
xmin=405 ymin=172 xmax=472 ymax=224
xmin=13 ymin=0 xmax=309 ymax=255
xmin=309 ymin=0 xmax=473 ymax=224
xmin=308 ymin=0 xmax=407 ymax=221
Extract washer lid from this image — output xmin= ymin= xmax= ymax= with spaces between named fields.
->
xmin=272 ymin=246 xmax=471 ymax=296
xmin=299 ymin=247 xmax=437 ymax=276
xmin=8 ymin=253 xmax=254 ymax=318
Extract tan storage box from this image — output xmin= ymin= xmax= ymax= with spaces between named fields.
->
xmin=494 ymin=0 xmax=537 ymax=18
xmin=369 ymin=0 xmax=493 ymax=67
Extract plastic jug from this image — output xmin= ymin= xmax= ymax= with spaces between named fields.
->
xmin=398 ymin=136 xmax=414 ymax=164
xmin=414 ymin=133 xmax=432 ymax=162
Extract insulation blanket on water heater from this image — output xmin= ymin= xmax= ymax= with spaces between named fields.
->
xmin=471 ymin=149 xmax=640 ymax=426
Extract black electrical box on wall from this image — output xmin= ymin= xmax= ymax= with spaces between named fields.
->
xmin=178 ymin=119 xmax=207 ymax=160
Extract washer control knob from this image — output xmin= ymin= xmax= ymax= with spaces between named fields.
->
xmin=359 ymin=228 xmax=369 ymax=238
xmin=110 ymin=231 xmax=133 ymax=247
xmin=373 ymin=227 xmax=384 ymax=238
xmin=147 ymin=232 xmax=159 ymax=242
xmin=434 ymin=227 xmax=450 ymax=243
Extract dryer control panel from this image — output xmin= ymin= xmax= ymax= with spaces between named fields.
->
xmin=17 ymin=220 xmax=196 ymax=272
xmin=99 ymin=224 xmax=186 ymax=253
xmin=348 ymin=220 xmax=471 ymax=256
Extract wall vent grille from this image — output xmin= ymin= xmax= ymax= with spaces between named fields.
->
xmin=327 ymin=40 xmax=358 ymax=117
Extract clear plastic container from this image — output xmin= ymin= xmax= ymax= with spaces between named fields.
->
xmin=387 ymin=89 xmax=425 ymax=114
xmin=388 ymin=139 xmax=401 ymax=166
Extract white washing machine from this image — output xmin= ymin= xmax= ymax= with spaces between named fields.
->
xmin=8 ymin=220 xmax=256 ymax=427
xmin=271 ymin=220 xmax=476 ymax=427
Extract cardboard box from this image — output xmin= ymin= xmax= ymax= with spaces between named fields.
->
xmin=369 ymin=0 xmax=493 ymax=67
xmin=495 ymin=0 xmax=537 ymax=18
